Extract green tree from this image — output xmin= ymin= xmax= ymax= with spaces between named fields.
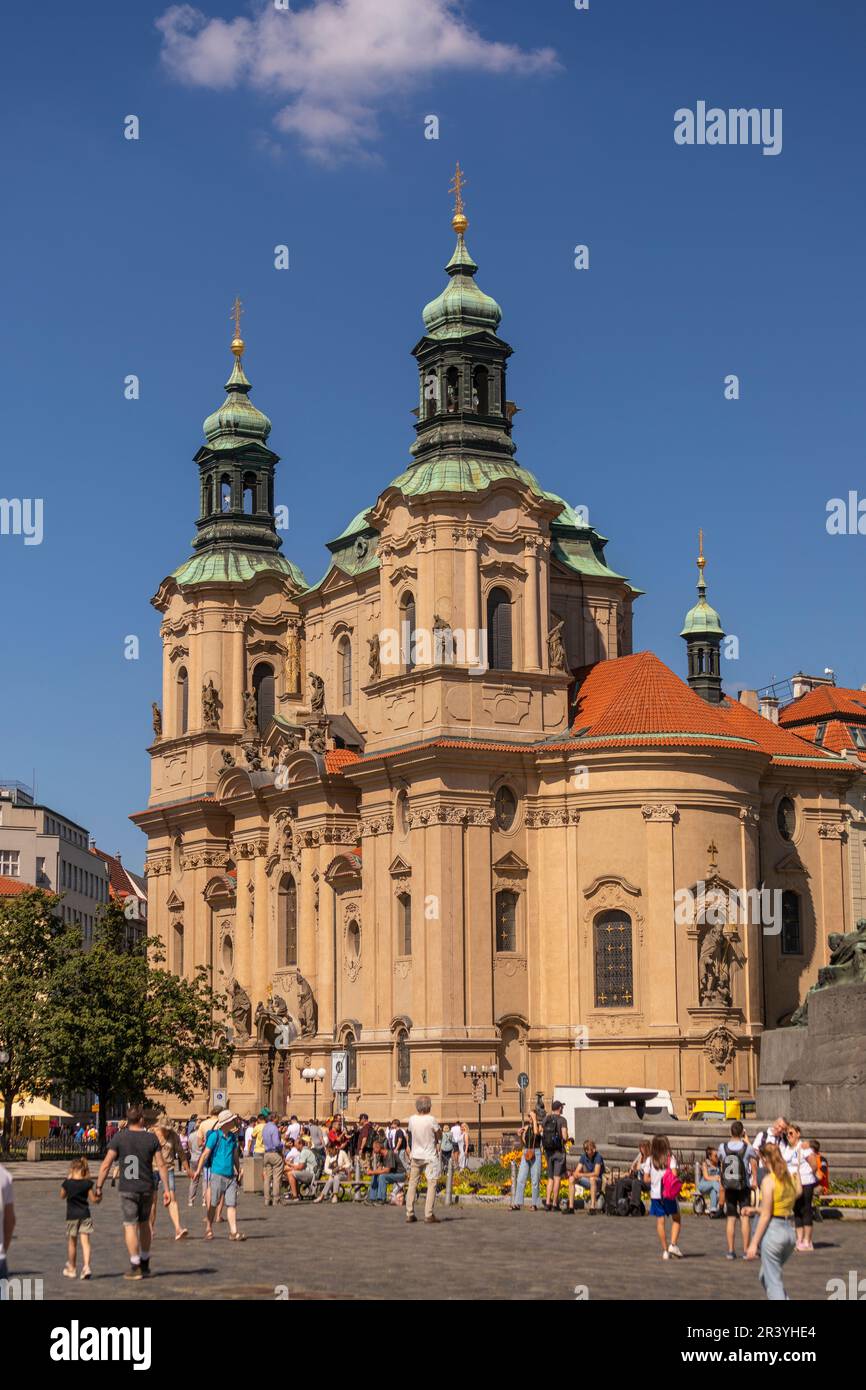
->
xmin=48 ymin=900 xmax=232 ymax=1150
xmin=0 ymin=888 xmax=72 ymax=1153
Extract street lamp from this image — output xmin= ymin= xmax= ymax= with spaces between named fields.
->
xmin=301 ymin=1066 xmax=326 ymax=1120
xmin=462 ymin=1062 xmax=498 ymax=1161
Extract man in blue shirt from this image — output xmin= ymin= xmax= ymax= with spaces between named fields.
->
xmin=261 ymin=1111 xmax=284 ymax=1206
xmin=192 ymin=1110 xmax=246 ymax=1241
xmin=570 ymin=1140 xmax=605 ymax=1214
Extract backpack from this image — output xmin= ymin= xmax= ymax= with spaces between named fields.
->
xmin=441 ymin=1130 xmax=454 ymax=1155
xmin=542 ymin=1113 xmax=564 ymax=1152
xmin=720 ymin=1143 xmax=748 ymax=1190
xmin=661 ymin=1164 xmax=682 ymax=1200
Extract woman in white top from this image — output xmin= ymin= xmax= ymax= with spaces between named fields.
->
xmin=642 ymin=1135 xmax=683 ymax=1260
xmin=451 ymin=1121 xmax=468 ymax=1170
xmin=314 ymin=1145 xmax=351 ymax=1203
xmin=783 ymin=1124 xmax=819 ymax=1251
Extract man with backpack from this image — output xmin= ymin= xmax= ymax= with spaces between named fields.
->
xmin=542 ymin=1100 xmax=570 ymax=1212
xmin=718 ymin=1120 xmax=758 ymax=1260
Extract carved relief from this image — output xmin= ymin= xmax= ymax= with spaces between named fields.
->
xmin=641 ymin=804 xmax=679 ymax=823
xmin=704 ymin=1025 xmax=736 ymax=1072
xmin=343 ymin=902 xmax=362 ymax=982
xmin=525 ymin=808 xmax=580 ymax=829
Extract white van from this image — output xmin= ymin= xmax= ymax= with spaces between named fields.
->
xmin=552 ymin=1086 xmax=677 ymax=1137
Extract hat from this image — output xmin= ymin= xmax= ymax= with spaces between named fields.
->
xmin=215 ymin=1109 xmax=237 ymax=1130
xmin=258 ymin=1108 xmax=270 ymax=1119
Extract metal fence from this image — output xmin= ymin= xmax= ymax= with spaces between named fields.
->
xmin=1 ymin=1136 xmax=103 ymax=1161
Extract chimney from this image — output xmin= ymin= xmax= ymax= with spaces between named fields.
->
xmin=738 ymin=690 xmax=759 ymax=712
xmin=760 ymin=695 xmax=780 ymax=724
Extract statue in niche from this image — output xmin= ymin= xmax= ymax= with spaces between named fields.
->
xmin=296 ymin=971 xmax=318 ymax=1037
xmin=698 ymin=921 xmax=733 ymax=1007
xmin=368 ymin=634 xmax=381 ymax=682
xmin=286 ymin=625 xmax=301 ymax=695
xmin=243 ymin=689 xmax=258 ymax=735
xmin=547 ymin=618 xmax=568 ymax=672
xmin=309 ymin=672 xmax=325 ymax=712
xmin=220 ymin=749 xmax=236 ymax=768
xmin=202 ymin=680 xmax=222 ymax=730
xmin=228 ymin=977 xmax=252 ymax=1043
xmin=433 ymin=614 xmax=453 ymax=664
xmin=308 ymin=720 xmax=328 ymax=755
xmin=151 ymin=703 xmax=162 ymax=738
xmin=245 ymin=744 xmax=264 ymax=771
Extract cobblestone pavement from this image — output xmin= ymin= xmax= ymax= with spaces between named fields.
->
xmin=5 ymin=1172 xmax=864 ymax=1301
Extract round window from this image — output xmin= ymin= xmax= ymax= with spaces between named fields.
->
xmin=777 ymin=797 xmax=796 ymax=842
xmin=494 ymin=786 xmax=517 ymax=831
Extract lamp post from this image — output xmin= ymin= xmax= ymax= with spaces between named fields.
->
xmin=301 ymin=1066 xmax=327 ymax=1121
xmin=462 ymin=1062 xmax=497 ymax=1161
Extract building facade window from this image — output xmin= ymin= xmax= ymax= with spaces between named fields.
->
xmin=0 ymin=849 xmax=20 ymax=876
xmin=174 ymin=922 xmax=184 ymax=975
xmin=593 ymin=910 xmax=634 ymax=1007
xmin=777 ymin=797 xmax=796 ymax=842
xmin=495 ymin=889 xmax=518 ymax=952
xmin=253 ymin=662 xmax=275 ymax=734
xmin=344 ymin=1030 xmax=358 ymax=1090
xmin=781 ymin=890 xmax=802 ymax=955
xmin=177 ymin=667 xmax=189 ymax=735
xmin=397 ymin=893 xmax=412 ymax=956
xmin=494 ymin=785 xmax=517 ymax=831
xmin=487 ymin=587 xmax=512 ymax=671
xmin=347 ymin=919 xmax=361 ymax=960
xmin=339 ymin=636 xmax=352 ymax=706
xmin=400 ymin=593 xmax=416 ymax=672
xmin=278 ymin=873 xmax=298 ymax=966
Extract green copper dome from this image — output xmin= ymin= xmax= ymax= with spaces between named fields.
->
xmin=202 ymin=357 xmax=272 ymax=449
xmin=680 ymin=594 xmax=724 ymax=638
xmin=421 ymin=234 xmax=502 ymax=340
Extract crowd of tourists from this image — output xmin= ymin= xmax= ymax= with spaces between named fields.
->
xmin=513 ymin=1101 xmax=829 ymax=1300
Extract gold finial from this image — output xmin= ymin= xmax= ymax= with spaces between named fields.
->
xmin=230 ymin=296 xmax=245 ymax=358
xmin=697 ymin=527 xmax=706 ymax=572
xmin=449 ymin=161 xmax=468 ymax=234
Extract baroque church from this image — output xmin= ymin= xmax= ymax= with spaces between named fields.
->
xmin=133 ymin=177 xmax=855 ymax=1127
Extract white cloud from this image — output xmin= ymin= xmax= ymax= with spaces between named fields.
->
xmin=156 ymin=0 xmax=558 ymax=162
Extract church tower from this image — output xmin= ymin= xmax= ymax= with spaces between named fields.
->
xmin=681 ymin=530 xmax=725 ymax=703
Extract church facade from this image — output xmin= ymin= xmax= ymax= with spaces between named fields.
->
xmin=133 ymin=189 xmax=855 ymax=1128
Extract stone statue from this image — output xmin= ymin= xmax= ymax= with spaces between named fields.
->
xmin=254 ymin=993 xmax=292 ymax=1043
xmin=286 ymin=625 xmax=301 ymax=695
xmin=296 ymin=971 xmax=318 ymax=1036
xmin=245 ymin=745 xmax=264 ymax=771
xmin=433 ymin=614 xmax=453 ymax=664
xmin=243 ymin=689 xmax=258 ymax=735
xmin=368 ymin=634 xmax=381 ymax=682
xmin=791 ymin=920 xmax=866 ymax=1025
xmin=202 ymin=679 xmax=221 ymax=730
xmin=547 ymin=619 xmax=568 ymax=672
xmin=152 ymin=702 xmax=162 ymax=739
xmin=228 ymin=978 xmax=252 ymax=1043
xmin=309 ymin=672 xmax=325 ymax=713
xmin=308 ymin=720 xmax=328 ymax=755
xmin=220 ymin=749 xmax=236 ymax=768
xmin=698 ymin=922 xmax=733 ymax=1007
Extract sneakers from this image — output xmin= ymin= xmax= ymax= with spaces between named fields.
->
xmin=406 ymin=1213 xmax=417 ymax=1224
xmin=725 ymin=1251 xmax=736 ymax=1260
xmin=668 ymin=1244 xmax=683 ymax=1258
xmin=662 ymin=1251 xmax=670 ymax=1260
xmin=124 ymin=1266 xmax=143 ymax=1281
xmin=139 ymin=1261 xmax=151 ymax=1279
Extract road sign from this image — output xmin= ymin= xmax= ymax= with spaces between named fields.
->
xmin=717 ymin=1083 xmax=730 ymax=1101
xmin=517 ymin=1072 xmax=529 ymax=1091
xmin=330 ymin=1051 xmax=348 ymax=1094
xmin=213 ymin=1089 xmax=227 ymax=1108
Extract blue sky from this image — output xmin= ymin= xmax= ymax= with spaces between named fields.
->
xmin=2 ymin=0 xmax=865 ymax=869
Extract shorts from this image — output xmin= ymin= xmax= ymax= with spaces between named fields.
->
xmin=544 ymin=1150 xmax=567 ymax=1179
xmin=723 ymin=1186 xmax=752 ymax=1216
xmin=650 ymin=1198 xmax=678 ymax=1217
xmin=575 ymin=1174 xmax=601 ymax=1191
xmin=153 ymin=1169 xmax=176 ymax=1193
xmin=209 ymin=1172 xmax=238 ymax=1207
xmin=65 ymin=1218 xmax=94 ymax=1237
xmin=794 ymin=1184 xmax=815 ymax=1224
xmin=121 ymin=1191 xmax=155 ymax=1226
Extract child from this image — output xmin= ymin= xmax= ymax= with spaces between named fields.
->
xmin=643 ymin=1135 xmax=683 ymax=1260
xmin=61 ymin=1158 xmax=100 ymax=1280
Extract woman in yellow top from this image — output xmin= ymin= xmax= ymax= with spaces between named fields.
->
xmin=745 ymin=1143 xmax=802 ymax=1300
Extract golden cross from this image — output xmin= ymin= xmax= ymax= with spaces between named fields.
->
xmin=449 ymin=162 xmax=467 ymax=217
xmin=231 ymin=296 xmax=243 ymax=339
xmin=708 ymin=840 xmax=718 ymax=861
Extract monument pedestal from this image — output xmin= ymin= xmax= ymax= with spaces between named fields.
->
xmin=758 ymin=982 xmax=866 ymax=1122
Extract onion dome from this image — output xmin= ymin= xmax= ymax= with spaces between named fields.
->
xmin=202 ymin=309 xmax=272 ymax=448
xmin=680 ymin=537 xmax=725 ymax=639
xmin=421 ymin=163 xmax=502 ymax=340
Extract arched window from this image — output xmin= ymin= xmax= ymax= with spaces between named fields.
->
xmin=400 ymin=592 xmax=416 ymax=672
xmin=339 ymin=636 xmax=352 ymax=706
xmin=501 ymin=1024 xmax=521 ymax=1084
xmin=495 ymin=890 xmax=518 ymax=953
xmin=396 ymin=1028 xmax=411 ymax=1087
xmin=174 ymin=922 xmax=184 ymax=975
xmin=242 ymin=472 xmax=257 ymax=514
xmin=220 ymin=474 xmax=233 ymax=512
xmin=781 ymin=890 xmax=802 ymax=956
xmin=201 ymin=476 xmax=213 ymax=515
xmin=221 ymin=933 xmax=233 ymax=974
xmin=177 ymin=668 xmax=189 ymax=735
xmin=423 ymin=369 xmax=438 ymax=418
xmin=445 ymin=365 xmax=460 ymax=414
xmin=487 ymin=587 xmax=512 ymax=671
xmin=278 ymin=873 xmax=298 ymax=966
xmin=473 ymin=365 xmax=489 ymax=413
xmin=594 ymin=910 xmax=634 ymax=1008
xmin=253 ymin=662 xmax=275 ymax=734
xmin=397 ymin=893 xmax=412 ymax=956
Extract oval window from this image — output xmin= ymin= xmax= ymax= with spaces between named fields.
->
xmin=777 ymin=797 xmax=796 ymax=842
xmin=347 ymin=919 xmax=361 ymax=958
xmin=494 ymin=786 xmax=517 ymax=831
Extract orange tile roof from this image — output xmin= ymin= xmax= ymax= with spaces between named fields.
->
xmin=324 ymin=749 xmax=362 ymax=773
xmin=0 ymin=876 xmax=40 ymax=897
xmin=779 ymin=685 xmax=866 ymax=726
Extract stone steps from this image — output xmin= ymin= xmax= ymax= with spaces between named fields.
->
xmin=603 ymin=1120 xmax=866 ymax=1177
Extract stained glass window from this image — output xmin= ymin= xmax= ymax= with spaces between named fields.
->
xmin=594 ymin=911 xmax=634 ymax=1008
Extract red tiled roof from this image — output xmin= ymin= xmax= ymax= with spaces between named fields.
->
xmin=780 ymin=685 xmax=866 ymax=726
xmin=0 ymin=876 xmax=40 ymax=897
xmin=324 ymin=749 xmax=363 ymax=773
xmin=91 ymin=846 xmax=144 ymax=900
